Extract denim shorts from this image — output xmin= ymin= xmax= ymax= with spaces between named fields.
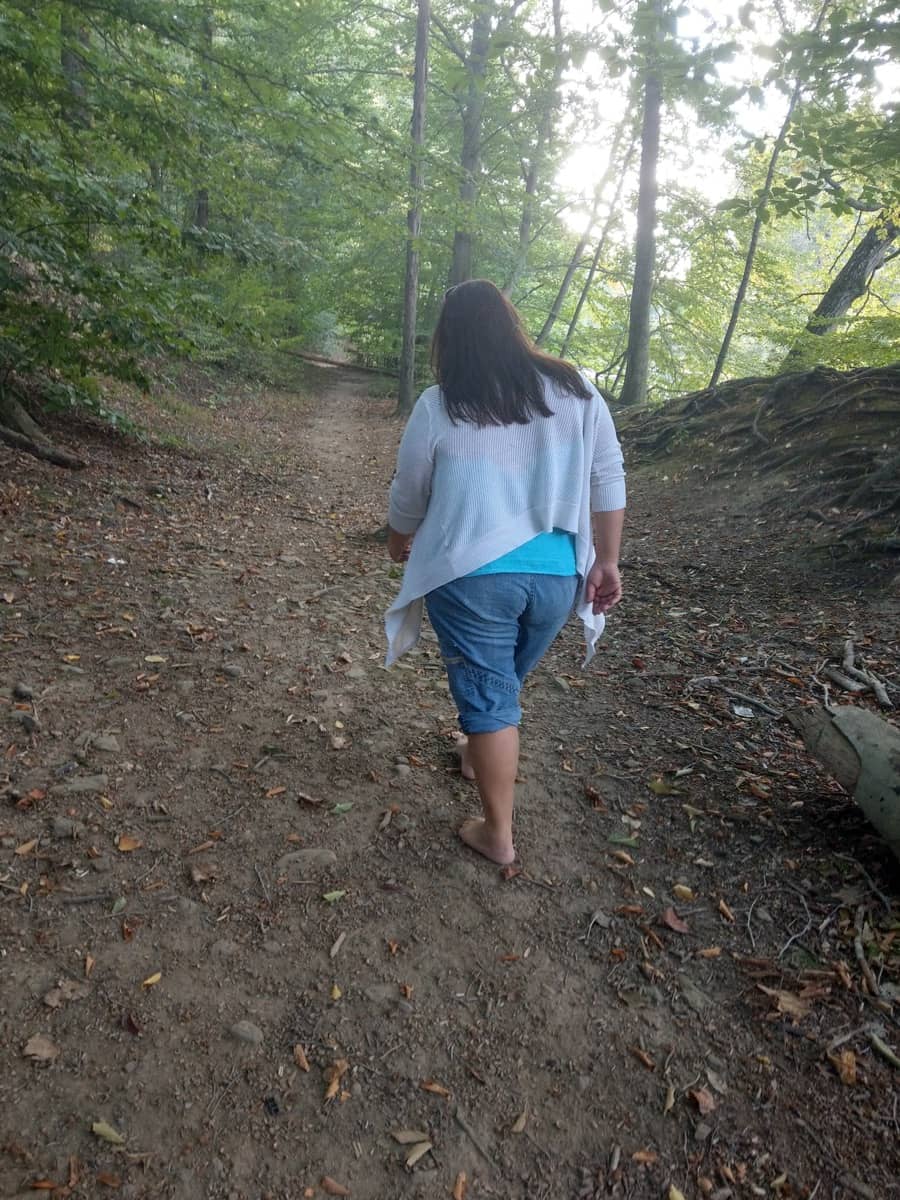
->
xmin=425 ymin=573 xmax=579 ymax=734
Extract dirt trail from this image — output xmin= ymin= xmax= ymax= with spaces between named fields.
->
xmin=1 ymin=365 xmax=898 ymax=1200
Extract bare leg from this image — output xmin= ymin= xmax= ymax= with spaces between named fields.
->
xmin=454 ymin=734 xmax=476 ymax=781
xmin=458 ymin=726 xmax=518 ymax=864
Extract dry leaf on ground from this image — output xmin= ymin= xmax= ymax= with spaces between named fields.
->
xmin=690 ymin=1087 xmax=716 ymax=1114
xmin=404 ymin=1141 xmax=432 ymax=1168
xmin=23 ymin=1034 xmax=60 ymax=1062
xmin=324 ymin=1058 xmax=349 ymax=1102
xmin=828 ymin=1049 xmax=857 ymax=1085
xmin=453 ymin=1172 xmax=468 ymax=1200
xmin=391 ymin=1129 xmax=429 ymax=1144
xmin=293 ymin=1044 xmax=310 ymax=1072
xmin=662 ymin=907 xmax=689 ymax=934
xmin=91 ymin=1121 xmax=126 ymax=1145
xmin=117 ymin=835 xmax=142 ymax=853
xmin=320 ymin=1177 xmax=351 ymax=1196
xmin=420 ymin=1079 xmax=451 ymax=1098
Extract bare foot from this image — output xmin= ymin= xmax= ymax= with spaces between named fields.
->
xmin=458 ymin=817 xmax=515 ymax=865
xmin=454 ymin=735 xmax=476 ymax=781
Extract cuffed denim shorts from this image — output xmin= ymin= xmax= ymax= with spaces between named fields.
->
xmin=425 ymin=573 xmax=579 ymax=734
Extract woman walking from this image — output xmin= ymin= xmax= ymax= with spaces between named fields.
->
xmin=385 ymin=280 xmax=625 ymax=865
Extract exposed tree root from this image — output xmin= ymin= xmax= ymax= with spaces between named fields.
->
xmin=0 ymin=423 xmax=86 ymax=469
xmin=614 ymin=364 xmax=900 ymax=547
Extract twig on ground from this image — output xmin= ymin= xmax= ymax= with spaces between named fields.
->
xmin=254 ymin=864 xmax=271 ymax=906
xmin=854 ymin=906 xmax=880 ymax=997
xmin=833 ymin=854 xmax=892 ymax=914
xmin=454 ymin=1105 xmax=498 ymax=1171
xmin=870 ymin=1032 xmax=900 ymax=1070
xmin=207 ymin=1064 xmax=238 ymax=1117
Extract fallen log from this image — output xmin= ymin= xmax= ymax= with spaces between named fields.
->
xmin=787 ymin=704 xmax=900 ymax=864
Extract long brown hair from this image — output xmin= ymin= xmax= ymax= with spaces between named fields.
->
xmin=430 ymin=279 xmax=591 ymax=425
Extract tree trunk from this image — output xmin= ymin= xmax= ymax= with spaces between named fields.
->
xmin=618 ymin=1 xmax=662 ymax=409
xmin=709 ymin=0 xmax=830 ymax=388
xmin=502 ymin=0 xmax=563 ymax=298
xmin=787 ymin=704 xmax=900 ymax=865
xmin=449 ymin=6 xmax=491 ymax=286
xmin=782 ymin=216 xmax=899 ymax=367
xmin=60 ymin=7 xmax=91 ymax=129
xmin=397 ymin=0 xmax=430 ymax=418
xmin=559 ymin=134 xmax=636 ymax=358
xmin=0 ymin=394 xmax=86 ymax=469
xmin=189 ymin=11 xmax=214 ymax=236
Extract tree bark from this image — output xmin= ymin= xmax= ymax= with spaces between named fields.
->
xmin=559 ymin=134 xmax=636 ymax=358
xmin=709 ymin=0 xmax=830 ymax=388
xmin=502 ymin=0 xmax=563 ymax=298
xmin=60 ymin=7 xmax=91 ymax=129
xmin=618 ymin=1 xmax=662 ymax=408
xmin=448 ymin=6 xmax=492 ymax=286
xmin=782 ymin=215 xmax=899 ymax=367
xmin=397 ymin=0 xmax=431 ymax=418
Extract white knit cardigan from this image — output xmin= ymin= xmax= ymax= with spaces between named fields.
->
xmin=384 ymin=375 xmax=626 ymax=666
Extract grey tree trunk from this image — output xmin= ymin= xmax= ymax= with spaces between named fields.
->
xmin=709 ymin=0 xmax=830 ymax=388
xmin=60 ymin=8 xmax=91 ymax=129
xmin=618 ymin=1 xmax=662 ymax=409
xmin=449 ymin=6 xmax=492 ymax=286
xmin=782 ymin=216 xmax=899 ymax=367
xmin=397 ymin=0 xmax=431 ymax=418
xmin=502 ymin=0 xmax=563 ymax=298
xmin=558 ymin=133 xmax=636 ymax=358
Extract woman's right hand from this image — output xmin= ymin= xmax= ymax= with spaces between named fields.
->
xmin=387 ymin=528 xmax=413 ymax=562
xmin=585 ymin=560 xmax=622 ymax=614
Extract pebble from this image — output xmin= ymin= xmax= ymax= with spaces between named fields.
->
xmin=50 ymin=817 xmax=85 ymax=840
xmin=275 ymin=847 xmax=337 ymax=873
xmin=1 ymin=836 xmax=15 ymax=849
xmin=51 ymin=774 xmax=109 ymax=795
xmin=93 ymin=734 xmax=121 ymax=754
xmin=12 ymin=711 xmax=40 ymax=734
xmin=12 ymin=682 xmax=34 ymax=700
xmin=228 ymin=1020 xmax=264 ymax=1046
xmin=346 ymin=666 xmax=367 ymax=680
xmin=223 ymin=664 xmax=243 ymax=678
xmin=394 ymin=763 xmax=411 ymax=778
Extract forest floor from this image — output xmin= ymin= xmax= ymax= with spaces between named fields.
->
xmin=1 ymin=362 xmax=898 ymax=1200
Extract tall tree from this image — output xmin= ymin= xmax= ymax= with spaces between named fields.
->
xmin=619 ymin=0 xmax=663 ymax=408
xmin=398 ymin=0 xmax=431 ymax=417
xmin=783 ymin=212 xmax=899 ymax=365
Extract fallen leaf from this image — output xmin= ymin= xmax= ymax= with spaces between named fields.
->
xmin=828 ymin=1048 xmax=857 ymax=1085
xmin=420 ymin=1079 xmax=451 ymax=1098
xmin=85 ymin=955 xmax=95 ymax=978
xmin=697 ymin=946 xmax=721 ymax=959
xmin=331 ymin=802 xmax=353 ymax=815
xmin=663 ymin=1082 xmax=675 ymax=1114
xmin=500 ymin=865 xmax=522 ymax=881
xmin=617 ymin=904 xmax=644 ymax=916
xmin=141 ymin=971 xmax=162 ymax=989
xmin=293 ymin=1044 xmax=310 ymax=1071
xmin=511 ymin=1109 xmax=527 ymax=1134
xmin=330 ymin=983 xmax=342 ymax=1001
xmin=405 ymin=1141 xmax=432 ymax=1168
xmin=757 ymin=984 xmax=810 ymax=1021
xmin=91 ymin=1121 xmax=125 ymax=1146
xmin=14 ymin=838 xmax=38 ymax=856
xmin=27 ymin=1180 xmax=58 ymax=1190
xmin=629 ymin=1046 xmax=655 ymax=1071
xmin=611 ymin=849 xmax=635 ymax=866
xmin=330 ymin=932 xmax=347 ymax=959
xmin=608 ymin=832 xmax=639 ymax=847
xmin=399 ymin=983 xmax=414 ymax=999
xmin=453 ymin=1172 xmax=468 ymax=1200
xmin=648 ymin=776 xmax=679 ymax=796
xmin=187 ymin=839 xmax=216 ymax=855
xmin=661 ymin=907 xmax=689 ymax=934
xmin=689 ymin=1087 xmax=716 ymax=1115
xmin=322 ymin=890 xmax=346 ymax=904
xmin=672 ymin=884 xmax=694 ymax=901
xmin=632 ymin=1149 xmax=658 ymax=1164
xmin=43 ymin=979 xmax=90 ymax=1008
xmin=391 ymin=1129 xmax=430 ymax=1144
xmin=320 ymin=1178 xmax=350 ymax=1197
xmin=144 ymin=655 xmax=166 ymax=663
xmin=669 ymin=1187 xmax=687 ymax=1200
xmin=387 ymin=940 xmax=400 ymax=956
xmin=23 ymin=1034 xmax=60 ymax=1062
xmin=96 ymin=1172 xmax=122 ymax=1188
xmin=584 ymin=784 xmax=606 ymax=810
xmin=265 ymin=786 xmax=286 ymax=798
xmin=116 ymin=835 xmax=142 ymax=853
xmin=718 ymin=898 xmax=735 ymax=922
xmin=324 ymin=1058 xmax=349 ymax=1101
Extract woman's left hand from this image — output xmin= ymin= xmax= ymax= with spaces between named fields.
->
xmin=387 ymin=528 xmax=413 ymax=562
